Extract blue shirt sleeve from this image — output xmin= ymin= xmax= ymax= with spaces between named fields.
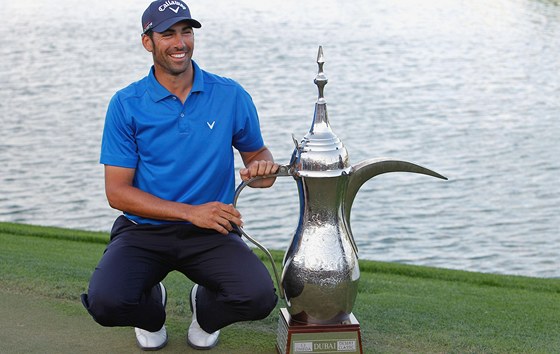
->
xmin=232 ymin=86 xmax=265 ymax=152
xmin=100 ymin=93 xmax=139 ymax=168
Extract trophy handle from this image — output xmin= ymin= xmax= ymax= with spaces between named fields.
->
xmin=232 ymin=165 xmax=293 ymax=299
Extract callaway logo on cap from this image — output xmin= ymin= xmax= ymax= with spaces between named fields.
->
xmin=142 ymin=0 xmax=202 ymax=35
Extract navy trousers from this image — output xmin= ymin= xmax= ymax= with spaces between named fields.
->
xmin=81 ymin=215 xmax=278 ymax=333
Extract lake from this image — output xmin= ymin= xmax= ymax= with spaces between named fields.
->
xmin=1 ymin=0 xmax=559 ymax=277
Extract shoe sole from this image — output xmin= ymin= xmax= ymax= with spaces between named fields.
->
xmin=137 ymin=338 xmax=169 ymax=351
xmin=187 ymin=338 xmax=219 ymax=350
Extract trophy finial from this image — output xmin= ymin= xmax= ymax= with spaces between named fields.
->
xmin=296 ymin=46 xmax=350 ymax=177
xmin=314 ymin=46 xmax=328 ymax=100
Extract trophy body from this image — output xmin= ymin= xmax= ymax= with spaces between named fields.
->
xmin=282 ymin=175 xmax=359 ymax=325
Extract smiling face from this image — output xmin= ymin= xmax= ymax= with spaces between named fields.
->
xmin=142 ymin=20 xmax=195 ymax=77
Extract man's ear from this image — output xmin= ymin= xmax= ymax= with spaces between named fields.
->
xmin=142 ymin=34 xmax=154 ymax=52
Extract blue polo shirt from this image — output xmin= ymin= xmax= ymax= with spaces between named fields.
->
xmin=100 ymin=61 xmax=264 ymax=225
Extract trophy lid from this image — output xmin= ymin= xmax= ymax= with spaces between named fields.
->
xmin=295 ymin=46 xmax=351 ymax=177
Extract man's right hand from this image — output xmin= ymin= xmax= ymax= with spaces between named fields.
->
xmin=186 ymin=202 xmax=243 ymax=235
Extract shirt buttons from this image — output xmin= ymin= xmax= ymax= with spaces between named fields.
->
xmin=180 ymin=113 xmax=185 ymax=117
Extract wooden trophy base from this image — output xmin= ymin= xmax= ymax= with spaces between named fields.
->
xmin=276 ymin=308 xmax=363 ymax=354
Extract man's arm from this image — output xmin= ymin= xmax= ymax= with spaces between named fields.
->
xmin=239 ymin=146 xmax=279 ymax=188
xmin=104 ymin=165 xmax=242 ymax=234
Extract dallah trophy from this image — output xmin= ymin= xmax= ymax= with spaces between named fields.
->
xmin=234 ymin=46 xmax=447 ymax=354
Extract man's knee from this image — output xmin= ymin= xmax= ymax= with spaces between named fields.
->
xmin=81 ymin=290 xmax=130 ymax=327
xmin=244 ymin=285 xmax=278 ymax=320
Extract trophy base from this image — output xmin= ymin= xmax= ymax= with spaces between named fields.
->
xmin=276 ymin=308 xmax=363 ymax=354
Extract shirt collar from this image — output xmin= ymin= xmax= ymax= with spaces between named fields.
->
xmin=147 ymin=60 xmax=205 ymax=102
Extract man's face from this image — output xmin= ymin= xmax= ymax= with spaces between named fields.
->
xmin=143 ymin=21 xmax=195 ymax=76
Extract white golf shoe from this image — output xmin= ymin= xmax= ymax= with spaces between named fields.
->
xmin=187 ymin=284 xmax=220 ymax=349
xmin=134 ymin=283 xmax=168 ymax=351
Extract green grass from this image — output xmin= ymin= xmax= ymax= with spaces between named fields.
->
xmin=0 ymin=222 xmax=559 ymax=353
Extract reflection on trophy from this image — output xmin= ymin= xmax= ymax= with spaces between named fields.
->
xmin=234 ymin=46 xmax=446 ymax=354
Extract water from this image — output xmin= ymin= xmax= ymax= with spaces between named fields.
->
xmin=1 ymin=0 xmax=559 ymax=278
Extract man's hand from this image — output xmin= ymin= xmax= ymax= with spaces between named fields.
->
xmin=239 ymin=160 xmax=279 ymax=188
xmin=240 ymin=160 xmax=278 ymax=180
xmin=186 ymin=202 xmax=243 ymax=235
xmin=239 ymin=146 xmax=279 ymax=188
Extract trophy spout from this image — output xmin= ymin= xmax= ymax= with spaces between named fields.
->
xmin=344 ymin=158 xmax=448 ymax=239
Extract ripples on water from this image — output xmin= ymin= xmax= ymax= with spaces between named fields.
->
xmin=1 ymin=0 xmax=559 ymax=277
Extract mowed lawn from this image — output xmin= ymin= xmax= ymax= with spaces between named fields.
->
xmin=0 ymin=222 xmax=559 ymax=353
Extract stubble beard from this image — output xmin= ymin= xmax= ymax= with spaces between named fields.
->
xmin=153 ymin=52 xmax=191 ymax=76
xmin=152 ymin=40 xmax=193 ymax=77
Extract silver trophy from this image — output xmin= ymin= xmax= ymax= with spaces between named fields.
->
xmin=234 ymin=46 xmax=446 ymax=353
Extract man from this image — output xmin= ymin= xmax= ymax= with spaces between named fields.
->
xmin=81 ymin=0 xmax=279 ymax=350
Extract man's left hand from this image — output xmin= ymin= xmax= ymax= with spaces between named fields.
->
xmin=239 ymin=160 xmax=278 ymax=188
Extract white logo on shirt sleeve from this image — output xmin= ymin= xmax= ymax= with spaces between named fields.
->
xmin=207 ymin=121 xmax=216 ymax=129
